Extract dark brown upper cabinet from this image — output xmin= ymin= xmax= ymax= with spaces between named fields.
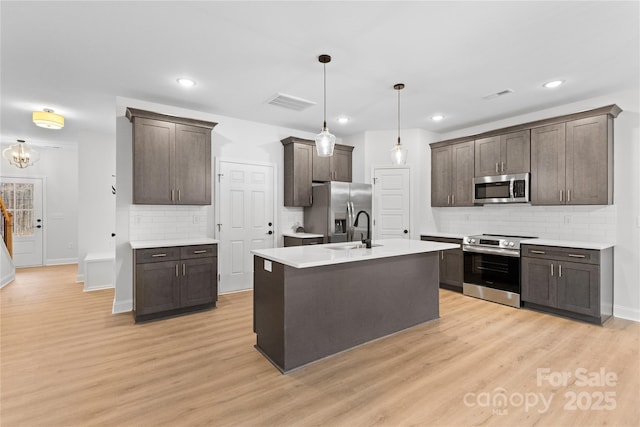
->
xmin=282 ymin=137 xmax=354 ymax=207
xmin=474 ymin=130 xmax=530 ymax=176
xmin=531 ymin=114 xmax=615 ymax=205
xmin=430 ymin=141 xmax=474 ymax=207
xmin=126 ymin=108 xmax=217 ymax=205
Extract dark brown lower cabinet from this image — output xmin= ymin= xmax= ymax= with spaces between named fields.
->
xmin=283 ymin=236 xmax=324 ymax=247
xmin=521 ymin=244 xmax=612 ymax=324
xmin=421 ymin=235 xmax=463 ymax=292
xmin=134 ymin=244 xmax=217 ymax=322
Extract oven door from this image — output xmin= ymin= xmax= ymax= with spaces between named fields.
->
xmin=463 ymin=251 xmax=521 ymax=294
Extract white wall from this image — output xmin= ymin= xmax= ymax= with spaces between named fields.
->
xmin=420 ymin=90 xmax=640 ymax=321
xmin=113 ymin=97 xmax=327 ymax=312
xmin=77 ymin=131 xmax=116 ymax=282
xmin=1 ymin=145 xmax=78 ymax=265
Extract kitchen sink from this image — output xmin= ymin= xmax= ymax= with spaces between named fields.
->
xmin=326 ymin=243 xmax=382 ymax=251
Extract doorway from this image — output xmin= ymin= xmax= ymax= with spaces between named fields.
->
xmin=0 ymin=177 xmax=44 ymax=267
xmin=215 ymin=160 xmax=275 ymax=293
xmin=372 ymin=167 xmax=411 ymax=240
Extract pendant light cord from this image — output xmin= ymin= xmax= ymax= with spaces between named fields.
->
xmin=397 ymin=86 xmax=401 ymax=144
xmin=323 ymin=62 xmax=327 ymax=130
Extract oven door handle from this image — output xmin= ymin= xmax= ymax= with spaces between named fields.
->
xmin=463 ymin=245 xmax=521 ymax=257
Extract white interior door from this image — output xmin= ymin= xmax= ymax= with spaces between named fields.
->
xmin=373 ymin=167 xmax=411 ymax=240
xmin=218 ymin=161 xmax=274 ymax=293
xmin=0 ymin=177 xmax=44 ymax=267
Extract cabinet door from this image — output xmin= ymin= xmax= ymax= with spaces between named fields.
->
xmin=501 ymin=130 xmax=530 ymax=174
xmin=312 ymin=149 xmax=331 ymax=182
xmin=284 ymin=142 xmax=313 ymax=207
xmin=556 ymin=261 xmax=599 ymax=316
xmin=430 ymin=145 xmax=452 ymax=206
xmin=332 ymin=148 xmax=352 ymax=182
xmin=441 ymin=249 xmax=463 ymax=290
xmin=565 ymin=115 xmax=610 ymax=205
xmin=451 ymin=141 xmax=475 ymax=206
xmin=474 ymin=136 xmax=501 ymax=176
xmin=531 ymin=123 xmax=566 ymax=205
xmin=521 ymin=257 xmax=556 ymax=307
xmin=133 ymin=118 xmax=175 ymax=204
xmin=135 ymin=260 xmax=181 ymax=315
xmin=181 ymin=257 xmax=217 ymax=307
xmin=175 ymin=124 xmax=211 ymax=205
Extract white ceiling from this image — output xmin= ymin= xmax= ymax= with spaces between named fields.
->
xmin=1 ymin=1 xmax=638 ymax=148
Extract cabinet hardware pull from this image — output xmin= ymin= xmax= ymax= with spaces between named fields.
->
xmin=560 ymin=190 xmax=563 ymax=202
xmin=551 ymin=263 xmax=554 ymax=276
xmin=152 ymin=253 xmax=167 ymax=257
xmin=567 ymin=190 xmax=571 ymax=202
xmin=183 ymin=264 xmax=186 ymax=276
xmin=530 ymin=250 xmax=546 ymax=254
xmin=178 ymin=190 xmax=181 ymax=201
xmin=495 ymin=163 xmax=499 ymax=173
xmin=175 ymin=264 xmax=179 ymax=276
xmin=441 ymin=251 xmax=444 ymax=260
xmin=171 ymin=190 xmax=175 ymax=201
xmin=452 ymin=194 xmax=455 ymax=205
xmin=447 ymin=195 xmax=450 ymax=205
xmin=568 ymin=254 xmax=585 ymax=258
xmin=193 ymin=250 xmax=207 ymax=254
xmin=501 ymin=162 xmax=504 ymax=173
xmin=559 ymin=264 xmax=562 ymax=277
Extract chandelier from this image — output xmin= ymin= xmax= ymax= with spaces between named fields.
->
xmin=2 ymin=139 xmax=40 ymax=168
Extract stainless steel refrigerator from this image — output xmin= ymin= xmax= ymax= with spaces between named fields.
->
xmin=303 ymin=182 xmax=372 ymax=243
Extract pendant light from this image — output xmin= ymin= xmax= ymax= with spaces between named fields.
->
xmin=390 ymin=83 xmax=408 ymax=165
xmin=315 ymin=54 xmax=336 ymax=157
xmin=32 ymin=108 xmax=64 ymax=129
xmin=2 ymin=139 xmax=40 ymax=168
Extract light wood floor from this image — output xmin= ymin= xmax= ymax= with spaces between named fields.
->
xmin=1 ymin=264 xmax=638 ymax=426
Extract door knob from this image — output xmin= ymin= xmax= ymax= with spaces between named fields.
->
xmin=268 ymin=222 xmax=272 ymax=226
xmin=267 ymin=230 xmax=273 ymax=235
xmin=403 ymin=229 xmax=408 ymax=234
xmin=36 ymin=225 xmax=42 ymax=229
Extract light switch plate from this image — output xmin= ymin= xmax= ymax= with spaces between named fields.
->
xmin=264 ymin=260 xmax=272 ymax=272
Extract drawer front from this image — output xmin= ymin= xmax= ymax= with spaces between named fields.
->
xmin=136 ymin=247 xmax=181 ymax=264
xmin=522 ymin=245 xmax=599 ymax=265
xmin=180 ymin=244 xmax=217 ymax=259
xmin=302 ymin=237 xmax=324 ymax=246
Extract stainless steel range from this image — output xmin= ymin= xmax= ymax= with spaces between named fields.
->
xmin=462 ymin=234 xmax=536 ymax=308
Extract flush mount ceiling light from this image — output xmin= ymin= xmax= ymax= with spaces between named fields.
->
xmin=543 ymin=80 xmax=564 ymax=89
xmin=431 ymin=114 xmax=445 ymax=122
xmin=177 ymin=77 xmax=196 ymax=87
xmin=337 ymin=116 xmax=350 ymax=124
xmin=314 ymin=54 xmax=336 ymax=157
xmin=2 ymin=139 xmax=40 ymax=168
xmin=390 ymin=83 xmax=408 ymax=165
xmin=32 ymin=108 xmax=64 ymax=129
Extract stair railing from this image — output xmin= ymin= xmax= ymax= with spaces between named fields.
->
xmin=0 ymin=196 xmax=12 ymax=257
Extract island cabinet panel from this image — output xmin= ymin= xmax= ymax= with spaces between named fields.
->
xmin=421 ymin=235 xmax=463 ymax=292
xmin=254 ymin=252 xmax=439 ymax=373
xmin=521 ymin=244 xmax=612 ymax=324
xmin=134 ymin=244 xmax=218 ymax=322
xmin=127 ymin=107 xmax=217 ymax=205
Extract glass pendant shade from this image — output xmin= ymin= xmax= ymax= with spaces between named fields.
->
xmin=32 ymin=109 xmax=64 ymax=129
xmin=315 ymin=124 xmax=336 ymax=157
xmin=390 ymin=140 xmax=408 ymax=165
xmin=2 ymin=140 xmax=40 ymax=168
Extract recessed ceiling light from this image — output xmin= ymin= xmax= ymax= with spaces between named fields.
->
xmin=543 ymin=80 xmax=564 ymax=89
xmin=177 ymin=77 xmax=196 ymax=87
xmin=337 ymin=116 xmax=350 ymax=124
xmin=431 ymin=114 xmax=445 ymax=122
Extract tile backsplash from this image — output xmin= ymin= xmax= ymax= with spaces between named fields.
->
xmin=129 ymin=205 xmax=209 ymax=241
xmin=433 ymin=205 xmax=616 ymax=243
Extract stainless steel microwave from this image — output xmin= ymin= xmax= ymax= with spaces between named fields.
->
xmin=473 ymin=173 xmax=530 ymax=204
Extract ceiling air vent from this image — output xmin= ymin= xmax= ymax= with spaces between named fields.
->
xmin=482 ymin=88 xmax=514 ymax=100
xmin=267 ymin=93 xmax=316 ymax=111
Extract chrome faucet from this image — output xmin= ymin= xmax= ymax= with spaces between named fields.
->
xmin=353 ymin=210 xmax=371 ymax=248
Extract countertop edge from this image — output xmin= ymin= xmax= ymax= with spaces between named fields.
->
xmin=521 ymin=239 xmax=614 ymax=250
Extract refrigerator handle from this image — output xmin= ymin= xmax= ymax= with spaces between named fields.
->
xmin=346 ymin=202 xmax=352 ymax=241
xmin=349 ymin=201 xmax=356 ymax=241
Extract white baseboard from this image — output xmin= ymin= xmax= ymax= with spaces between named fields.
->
xmin=112 ymin=299 xmax=132 ymax=314
xmin=1 ymin=272 xmax=15 ymax=288
xmin=76 ymin=274 xmax=85 ymax=283
xmin=46 ymin=258 xmax=78 ymax=266
xmin=614 ymin=305 xmax=640 ymax=322
xmin=84 ymin=284 xmax=114 ymax=292
xmin=219 ymin=288 xmax=252 ymax=295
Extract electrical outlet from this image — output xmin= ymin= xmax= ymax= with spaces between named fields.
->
xmin=193 ymin=215 xmax=200 ymax=224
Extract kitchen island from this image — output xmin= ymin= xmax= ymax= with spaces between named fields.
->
xmin=251 ymin=238 xmax=458 ymax=373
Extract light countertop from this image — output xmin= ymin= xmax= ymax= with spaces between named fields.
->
xmin=521 ymin=239 xmax=614 ymax=250
xmin=130 ymin=238 xmax=219 ymax=249
xmin=251 ymin=238 xmax=459 ymax=268
xmin=282 ymin=232 xmax=324 ymax=238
